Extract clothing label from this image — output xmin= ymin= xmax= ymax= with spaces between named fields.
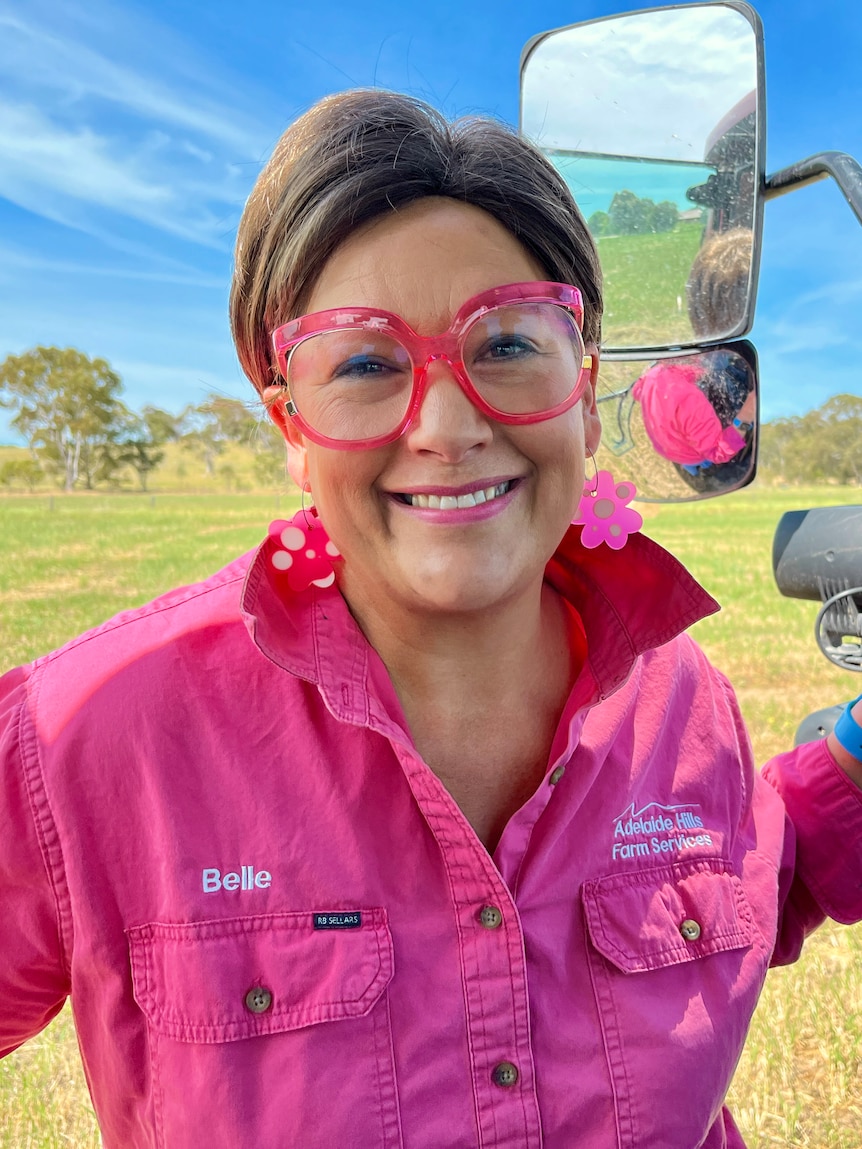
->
xmin=313 ymin=912 xmax=362 ymax=929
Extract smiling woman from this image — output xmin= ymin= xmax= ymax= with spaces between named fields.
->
xmin=1 ymin=88 xmax=862 ymax=1149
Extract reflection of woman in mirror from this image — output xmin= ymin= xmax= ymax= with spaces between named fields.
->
xmin=2 ymin=90 xmax=861 ymax=1149
xmin=631 ymin=224 xmax=756 ymax=492
xmin=631 ymin=351 xmax=753 ymax=471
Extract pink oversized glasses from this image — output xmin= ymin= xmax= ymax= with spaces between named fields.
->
xmin=270 ymin=281 xmax=592 ymax=449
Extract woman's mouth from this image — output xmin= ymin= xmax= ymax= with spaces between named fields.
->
xmin=395 ymin=480 xmax=515 ymax=509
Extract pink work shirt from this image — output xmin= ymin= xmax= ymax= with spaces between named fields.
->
xmin=1 ymin=525 xmax=861 ymax=1148
xmin=632 ymin=362 xmax=747 ymax=465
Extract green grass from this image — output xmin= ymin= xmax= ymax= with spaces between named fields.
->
xmin=1 ymin=486 xmax=861 ymax=1147
xmin=596 ymin=221 xmax=705 ymax=347
xmin=0 ymin=492 xmax=299 ymax=667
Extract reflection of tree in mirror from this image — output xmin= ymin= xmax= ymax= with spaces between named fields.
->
xmin=590 ymin=191 xmax=679 ymax=237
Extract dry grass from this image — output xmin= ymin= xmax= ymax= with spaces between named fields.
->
xmin=1 ymin=486 xmax=861 ymax=1146
xmin=729 ymin=925 xmax=862 ymax=1148
xmin=0 ymin=1008 xmax=101 ymax=1149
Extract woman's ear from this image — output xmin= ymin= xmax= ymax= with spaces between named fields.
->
xmin=581 ymin=344 xmax=603 ymax=455
xmin=265 ymin=386 xmax=309 ymax=490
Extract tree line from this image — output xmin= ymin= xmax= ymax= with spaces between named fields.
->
xmin=0 ymin=346 xmax=284 ymax=492
xmin=1 ymin=346 xmax=859 ymax=492
xmin=589 ymin=190 xmax=681 ymax=238
xmin=758 ymin=393 xmax=862 ymax=486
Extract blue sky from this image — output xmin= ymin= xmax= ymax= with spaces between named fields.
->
xmin=1 ymin=0 xmax=860 ymax=442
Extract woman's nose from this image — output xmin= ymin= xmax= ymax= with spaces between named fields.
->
xmin=403 ymin=358 xmax=494 ymax=460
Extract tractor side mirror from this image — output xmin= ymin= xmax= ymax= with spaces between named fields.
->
xmin=521 ymin=1 xmax=765 ymax=353
xmin=521 ymin=2 xmax=765 ymax=499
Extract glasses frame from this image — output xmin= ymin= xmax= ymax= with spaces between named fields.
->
xmin=271 ymin=281 xmax=591 ymax=450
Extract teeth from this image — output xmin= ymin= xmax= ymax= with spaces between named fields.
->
xmin=402 ymin=481 xmax=512 ymax=509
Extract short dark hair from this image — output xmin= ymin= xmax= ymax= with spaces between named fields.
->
xmin=230 ymin=89 xmax=603 ymax=396
xmin=686 ymin=228 xmax=751 ymax=338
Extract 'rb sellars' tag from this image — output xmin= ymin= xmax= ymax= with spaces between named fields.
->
xmin=313 ymin=912 xmax=362 ymax=930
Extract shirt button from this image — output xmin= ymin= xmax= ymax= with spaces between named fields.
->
xmin=549 ymin=765 xmax=566 ymax=785
xmin=478 ymin=905 xmax=503 ymax=929
xmin=244 ymin=986 xmax=273 ymax=1014
xmin=680 ymin=919 xmax=702 ymax=942
xmin=492 ymin=1061 xmax=519 ymax=1088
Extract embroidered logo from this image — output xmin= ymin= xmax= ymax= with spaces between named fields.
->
xmin=610 ymin=801 xmax=712 ymax=862
xmin=202 ymin=865 xmax=272 ymax=892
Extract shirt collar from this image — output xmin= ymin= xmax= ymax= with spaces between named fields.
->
xmin=241 ymin=523 xmax=719 ymax=724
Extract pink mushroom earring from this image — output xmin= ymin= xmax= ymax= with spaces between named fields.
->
xmin=573 ymin=454 xmax=643 ymax=550
xmin=267 ymin=486 xmax=340 ymax=592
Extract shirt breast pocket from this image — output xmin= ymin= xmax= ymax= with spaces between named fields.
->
xmin=581 ymin=859 xmax=769 ymax=1149
xmin=128 ymin=909 xmax=401 ymax=1149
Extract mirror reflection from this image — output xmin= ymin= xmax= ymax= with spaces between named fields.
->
xmin=521 ymin=5 xmax=759 ymax=350
xmin=595 ymin=346 xmax=757 ymax=500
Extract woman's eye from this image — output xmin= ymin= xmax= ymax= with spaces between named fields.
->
xmin=482 ymin=337 xmax=535 ymax=360
xmin=334 ymin=356 xmax=396 ymax=380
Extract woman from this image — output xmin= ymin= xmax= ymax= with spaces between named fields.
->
xmin=1 ymin=90 xmax=861 ymax=1149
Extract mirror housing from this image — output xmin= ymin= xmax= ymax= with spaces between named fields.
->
xmin=594 ymin=340 xmax=758 ymax=501
xmin=521 ymin=1 xmax=766 ymax=355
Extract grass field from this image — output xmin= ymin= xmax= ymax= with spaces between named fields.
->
xmin=1 ymin=486 xmax=861 ymax=1147
xmin=596 ymin=221 xmax=704 ymax=348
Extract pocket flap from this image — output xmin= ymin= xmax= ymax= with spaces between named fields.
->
xmin=582 ymin=860 xmax=756 ymax=974
xmin=128 ymin=908 xmax=393 ymax=1042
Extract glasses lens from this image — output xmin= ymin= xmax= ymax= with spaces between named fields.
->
xmin=462 ymin=303 xmax=585 ymax=415
xmin=287 ymin=328 xmax=413 ymax=442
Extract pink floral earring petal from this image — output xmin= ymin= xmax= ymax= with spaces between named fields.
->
xmin=574 ymin=469 xmax=643 ymax=550
xmin=267 ymin=510 xmax=340 ymax=592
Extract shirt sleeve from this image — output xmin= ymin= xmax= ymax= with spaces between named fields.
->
xmin=762 ymin=738 xmax=862 ymax=965
xmin=0 ymin=666 xmax=70 ymax=1057
xmin=674 ymin=388 xmax=744 ymax=463
xmin=704 ymin=423 xmax=746 ymax=464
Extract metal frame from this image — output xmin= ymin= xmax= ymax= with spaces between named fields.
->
xmin=764 ymin=151 xmax=862 ymax=226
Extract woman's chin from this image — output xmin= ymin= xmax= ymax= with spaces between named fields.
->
xmin=383 ymin=559 xmax=534 ymax=621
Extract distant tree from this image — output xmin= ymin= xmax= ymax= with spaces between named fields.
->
xmin=180 ymin=396 xmax=257 ymax=477
xmin=110 ymin=405 xmax=179 ymax=491
xmin=588 ymin=210 xmax=611 ymax=237
xmin=652 ymin=201 xmax=679 ymax=233
xmin=142 ymin=405 xmax=180 ymax=447
xmin=0 ymin=347 xmax=125 ymax=491
xmin=818 ymin=394 xmax=862 ymax=484
xmin=0 ymin=457 xmax=43 ymax=491
xmin=252 ymin=419 xmax=289 ymax=489
xmin=608 ymin=190 xmax=658 ymax=235
xmin=608 ymin=190 xmax=639 ymax=235
xmin=759 ymin=394 xmax=862 ymax=485
xmin=604 ymin=191 xmax=679 ymax=236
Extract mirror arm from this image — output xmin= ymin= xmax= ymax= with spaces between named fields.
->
xmin=764 ymin=151 xmax=862 ymax=228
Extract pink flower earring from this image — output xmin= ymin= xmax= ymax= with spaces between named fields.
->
xmin=573 ymin=457 xmax=643 ymax=550
xmin=267 ymin=488 xmax=340 ymax=592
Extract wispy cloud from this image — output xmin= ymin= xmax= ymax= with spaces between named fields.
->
xmin=0 ymin=241 xmax=224 ymax=289
xmin=110 ymin=359 xmax=252 ymax=414
xmin=0 ymin=0 xmax=274 ymax=251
